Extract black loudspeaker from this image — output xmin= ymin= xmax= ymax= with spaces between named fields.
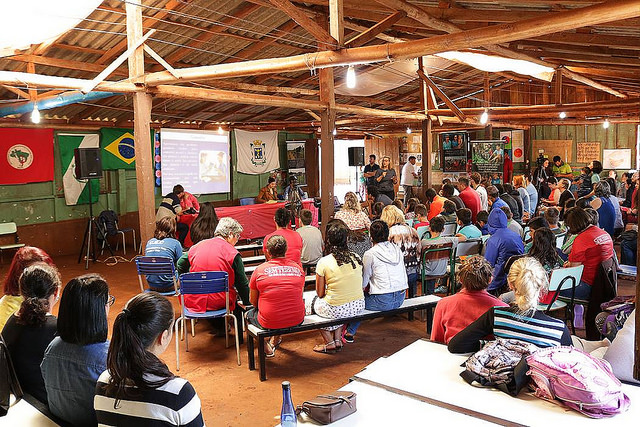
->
xmin=74 ymin=148 xmax=102 ymax=179
xmin=348 ymin=147 xmax=365 ymax=166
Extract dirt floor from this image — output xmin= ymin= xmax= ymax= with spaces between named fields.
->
xmin=1 ymin=250 xmax=635 ymax=426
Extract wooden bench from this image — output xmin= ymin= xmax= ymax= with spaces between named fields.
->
xmin=242 ymin=255 xmax=266 ymax=265
xmin=245 ymin=293 xmax=440 ymax=381
xmin=0 ymin=222 xmax=25 ymax=263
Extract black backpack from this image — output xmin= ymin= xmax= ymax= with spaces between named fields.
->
xmin=97 ymin=210 xmax=119 ymax=241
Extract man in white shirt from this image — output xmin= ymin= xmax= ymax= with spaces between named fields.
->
xmin=471 ymin=172 xmax=489 ymax=211
xmin=401 ymin=156 xmax=419 ymax=205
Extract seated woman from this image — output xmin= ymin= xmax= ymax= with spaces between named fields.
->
xmin=247 ymin=235 xmax=305 ymax=357
xmin=431 ymin=256 xmax=508 ymax=344
xmin=2 ymin=263 xmax=60 ymax=403
xmin=449 ymin=257 xmax=572 ymax=353
xmin=95 ymin=293 xmax=204 ymax=425
xmin=560 ymin=207 xmax=614 ymax=301
xmin=187 ymin=217 xmax=249 ymax=335
xmin=177 ymin=201 xmax=219 ymax=274
xmin=0 ymin=246 xmax=55 ymax=331
xmin=256 ymin=177 xmax=278 ymax=203
xmin=144 ymin=216 xmax=183 ymax=292
xmin=590 ymin=181 xmax=616 ymax=237
xmin=335 ymin=192 xmax=371 ymax=231
xmin=41 ymin=274 xmax=112 ymax=426
xmin=344 ymin=220 xmax=408 ymax=342
xmin=308 ymin=220 xmax=364 ymax=353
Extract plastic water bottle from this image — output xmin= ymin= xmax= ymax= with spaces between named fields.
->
xmin=280 ymin=381 xmax=297 ymax=426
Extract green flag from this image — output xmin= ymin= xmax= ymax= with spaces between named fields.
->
xmin=100 ymin=127 xmax=154 ymax=170
xmin=58 ymin=133 xmax=100 ymax=205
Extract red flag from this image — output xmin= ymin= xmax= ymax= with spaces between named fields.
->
xmin=0 ymin=128 xmax=54 ymax=185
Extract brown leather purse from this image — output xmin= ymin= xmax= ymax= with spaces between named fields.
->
xmin=297 ymin=391 xmax=357 ymax=424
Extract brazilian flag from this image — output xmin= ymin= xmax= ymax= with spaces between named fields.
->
xmin=100 ymin=128 xmax=155 ymax=170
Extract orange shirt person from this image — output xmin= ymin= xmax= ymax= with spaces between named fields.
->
xmin=256 ymin=177 xmax=278 ymax=203
xmin=425 ymin=188 xmax=446 ymax=220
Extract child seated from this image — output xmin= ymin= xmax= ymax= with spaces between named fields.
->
xmin=544 ymin=207 xmax=563 ymax=234
xmin=413 ymin=204 xmax=429 ymax=229
xmin=420 ymin=216 xmax=463 ymax=294
xmin=576 ymin=166 xmax=593 ymax=197
xmin=440 ymin=200 xmax=457 ymax=223
xmin=476 ymin=210 xmax=489 ymax=235
xmin=456 ymin=208 xmax=481 ymax=239
xmin=431 ymin=256 xmax=508 ymax=344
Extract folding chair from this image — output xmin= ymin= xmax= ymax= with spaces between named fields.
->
xmin=416 ymin=225 xmax=430 ymax=240
xmin=555 ymin=232 xmax=567 ymax=249
xmin=455 ymin=238 xmax=482 ymax=258
xmin=175 ymin=271 xmax=241 ymax=370
xmin=538 ymin=265 xmax=584 ymax=333
xmin=421 ymin=243 xmax=455 ymax=295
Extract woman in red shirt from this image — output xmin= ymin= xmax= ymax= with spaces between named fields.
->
xmin=430 ymin=256 xmax=508 ymax=344
xmin=561 ymin=207 xmax=614 ymax=300
xmin=247 ymin=235 xmax=305 ymax=357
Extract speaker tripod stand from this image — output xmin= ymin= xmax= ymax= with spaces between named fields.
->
xmin=77 ymin=179 xmax=113 ymax=269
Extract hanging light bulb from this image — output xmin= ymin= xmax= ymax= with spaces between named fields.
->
xmin=31 ymin=105 xmax=41 ymax=124
xmin=332 ymin=128 xmax=337 ymax=136
xmin=480 ymin=109 xmax=489 ymax=125
xmin=406 ymin=127 xmax=412 ymax=134
xmin=559 ymin=111 xmax=567 ymax=119
xmin=603 ymin=119 xmax=610 ymax=129
xmin=346 ymin=65 xmax=356 ymax=89
xmin=217 ymin=126 xmax=224 ymax=134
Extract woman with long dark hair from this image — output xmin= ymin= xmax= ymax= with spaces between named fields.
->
xmin=0 ymin=246 xmax=55 ymax=331
xmin=94 ymin=293 xmax=204 ymax=426
xmin=528 ymin=227 xmax=564 ymax=273
xmin=307 ymin=220 xmax=364 ymax=353
xmin=42 ymin=274 xmax=112 ymax=426
xmin=189 ymin=201 xmax=219 ymax=245
xmin=2 ymin=263 xmax=61 ymax=403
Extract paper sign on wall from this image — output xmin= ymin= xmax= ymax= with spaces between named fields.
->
xmin=512 ymin=130 xmax=524 ymax=162
xmin=576 ymin=142 xmax=600 ymax=164
xmin=603 ymin=149 xmax=632 ymax=170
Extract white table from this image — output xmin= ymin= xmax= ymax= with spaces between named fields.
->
xmin=293 ymin=380 xmax=495 ymax=426
xmin=353 ymin=339 xmax=640 ymax=426
xmin=3 ymin=396 xmax=59 ymax=426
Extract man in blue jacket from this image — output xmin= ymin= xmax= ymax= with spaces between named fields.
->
xmin=484 ymin=208 xmax=524 ymax=295
xmin=487 ymin=185 xmax=508 ymax=212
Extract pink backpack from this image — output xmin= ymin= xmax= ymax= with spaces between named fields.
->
xmin=526 ymin=346 xmax=630 ymax=418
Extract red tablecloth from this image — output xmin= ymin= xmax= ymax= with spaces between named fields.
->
xmin=179 ymin=200 xmax=319 ymax=247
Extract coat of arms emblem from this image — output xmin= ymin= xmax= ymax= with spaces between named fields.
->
xmin=250 ymin=139 xmax=266 ymax=166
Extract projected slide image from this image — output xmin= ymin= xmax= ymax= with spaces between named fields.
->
xmin=199 ymin=150 xmax=228 ymax=182
xmin=161 ymin=129 xmax=230 ymax=195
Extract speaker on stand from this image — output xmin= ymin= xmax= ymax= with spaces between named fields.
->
xmin=74 ymin=148 xmax=112 ymax=269
xmin=348 ymin=147 xmax=365 ymax=200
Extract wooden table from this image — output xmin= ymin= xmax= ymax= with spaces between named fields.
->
xmin=351 ymin=339 xmax=640 ymax=426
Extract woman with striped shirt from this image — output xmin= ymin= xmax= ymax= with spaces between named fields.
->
xmin=448 ymin=257 xmax=571 ymax=353
xmin=94 ymin=293 xmax=204 ymax=426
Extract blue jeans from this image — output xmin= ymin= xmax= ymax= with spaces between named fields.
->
xmin=407 ymin=272 xmax=418 ymax=298
xmin=559 ymin=280 xmax=592 ymax=301
xmin=621 ymin=238 xmax=637 ymax=265
xmin=346 ymin=290 xmax=406 ymax=336
xmin=424 ymin=279 xmax=437 ymax=295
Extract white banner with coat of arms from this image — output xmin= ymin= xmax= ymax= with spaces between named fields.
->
xmin=235 ymin=129 xmax=279 ymax=174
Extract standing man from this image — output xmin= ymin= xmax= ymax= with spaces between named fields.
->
xmin=363 ymin=154 xmax=380 ymax=192
xmin=470 ymin=172 xmax=488 ymax=212
xmin=400 ymin=155 xmax=419 ymax=205
xmin=552 ymin=155 xmax=573 ymax=179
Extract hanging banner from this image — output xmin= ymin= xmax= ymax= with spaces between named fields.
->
xmin=0 ymin=128 xmax=54 ymax=185
xmin=100 ymin=127 xmax=155 ymax=170
xmin=511 ymin=130 xmax=525 ymax=163
xmin=440 ymin=132 xmax=468 ymax=172
xmin=471 ymin=140 xmax=504 ymax=175
xmin=58 ymin=133 xmax=100 ymax=205
xmin=235 ymin=129 xmax=279 ymax=174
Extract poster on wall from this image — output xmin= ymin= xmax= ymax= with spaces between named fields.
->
xmin=499 ymin=131 xmax=512 ymax=159
xmin=471 ymin=140 xmax=504 ymax=177
xmin=603 ymin=149 xmax=632 ymax=170
xmin=511 ymin=130 xmax=524 ymax=162
xmin=286 ymin=141 xmax=305 ymax=169
xmin=576 ymin=142 xmax=600 ymax=164
xmin=440 ymin=132 xmax=468 ymax=172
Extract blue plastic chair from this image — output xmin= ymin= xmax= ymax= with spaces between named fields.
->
xmin=135 ymin=256 xmax=179 ymax=296
xmin=416 ymin=225 xmax=430 ymax=240
xmin=239 ymin=197 xmax=255 ymax=206
xmin=175 ymin=271 xmax=240 ymax=370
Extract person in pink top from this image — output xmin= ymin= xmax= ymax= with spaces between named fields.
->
xmin=431 ymin=256 xmax=508 ymax=344
xmin=179 ymin=190 xmax=200 ymax=213
xmin=457 ymin=176 xmax=481 ymax=222
xmin=263 ymin=208 xmax=303 ymax=266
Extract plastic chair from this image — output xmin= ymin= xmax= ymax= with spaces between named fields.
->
xmin=135 ymin=256 xmax=179 ymax=296
xmin=239 ymin=197 xmax=255 ymax=206
xmin=416 ymin=225 xmax=430 ymax=240
xmin=175 ymin=271 xmax=240 ymax=370
xmin=98 ymin=210 xmax=136 ymax=255
xmin=442 ymin=222 xmax=457 ymax=237
xmin=455 ymin=238 xmax=482 ymax=258
xmin=421 ymin=243 xmax=455 ymax=295
xmin=539 ymin=265 xmax=584 ymax=333
xmin=555 ymin=232 xmax=567 ymax=249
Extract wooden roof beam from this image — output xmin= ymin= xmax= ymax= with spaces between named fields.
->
xmin=417 ymin=69 xmax=465 ymax=121
xmin=345 ymin=11 xmax=406 ymax=47
xmin=373 ymin=0 xmax=628 ymax=98
xmin=268 ymin=0 xmax=339 ymax=49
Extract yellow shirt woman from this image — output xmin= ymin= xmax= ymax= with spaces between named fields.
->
xmin=0 ymin=295 xmax=23 ymax=331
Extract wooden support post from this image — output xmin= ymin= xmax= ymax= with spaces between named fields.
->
xmin=126 ymin=1 xmax=155 ymax=247
xmin=555 ymin=69 xmax=563 ymax=105
xmin=329 ymin=0 xmax=344 ymax=45
xmin=421 ymin=119 xmax=432 ymax=191
xmin=320 ymin=69 xmax=335 ymax=233
xmin=483 ymin=73 xmax=490 ymax=108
